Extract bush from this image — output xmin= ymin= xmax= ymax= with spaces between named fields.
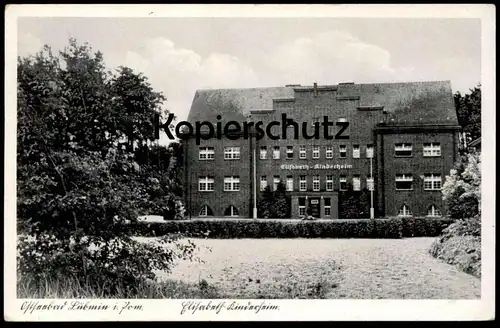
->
xmin=442 ymin=152 xmax=481 ymax=219
xmin=429 ymin=216 xmax=481 ymax=277
xmin=132 ymin=218 xmax=408 ymax=239
xmin=401 ymin=217 xmax=455 ymax=237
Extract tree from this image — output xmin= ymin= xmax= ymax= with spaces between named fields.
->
xmin=257 ymin=186 xmax=273 ymax=218
xmin=454 ymin=85 xmax=481 ymax=146
xmin=17 ymin=39 xmax=193 ymax=293
xmin=271 ymin=182 xmax=290 ymax=218
xmin=338 ymin=184 xmax=371 ymax=219
xmin=442 ymin=152 xmax=481 ymax=220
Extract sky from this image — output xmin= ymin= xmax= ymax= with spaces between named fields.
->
xmin=18 ymin=17 xmax=481 ymax=138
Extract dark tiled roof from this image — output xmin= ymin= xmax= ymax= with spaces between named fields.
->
xmin=187 ymin=81 xmax=459 ymax=125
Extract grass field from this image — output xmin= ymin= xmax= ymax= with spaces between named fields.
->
xmin=148 ymin=237 xmax=480 ymax=299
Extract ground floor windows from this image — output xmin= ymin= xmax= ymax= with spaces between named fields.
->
xmin=424 ymin=174 xmax=442 ymax=190
xmin=298 ymin=197 xmax=306 ymax=216
xmin=224 ymin=176 xmax=240 ymax=191
xmin=224 ymin=205 xmax=239 ymax=217
xmin=273 ymin=176 xmax=280 ymax=190
xmin=260 ymin=176 xmax=267 ymax=191
xmin=199 ymin=205 xmax=214 ymax=217
xmin=367 ymin=176 xmax=374 ymax=191
xmin=339 ymin=176 xmax=347 ymax=191
xmin=326 ymin=175 xmax=334 ymax=191
xmin=299 ymin=176 xmax=307 ymax=191
xmin=398 ymin=205 xmax=412 ymax=217
xmin=199 ymin=176 xmax=215 ymax=191
xmin=395 ymin=174 xmax=413 ymax=190
xmin=324 ymin=198 xmax=331 ymax=216
xmin=313 ymin=175 xmax=320 ymax=191
xmin=286 ymin=176 xmax=293 ymax=191
xmin=427 ymin=205 xmax=442 ymax=217
xmin=352 ymin=175 xmax=361 ymax=191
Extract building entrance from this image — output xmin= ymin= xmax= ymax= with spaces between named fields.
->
xmin=309 ymin=198 xmax=320 ymax=218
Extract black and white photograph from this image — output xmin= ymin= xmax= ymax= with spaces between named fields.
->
xmin=4 ymin=4 xmax=495 ymax=321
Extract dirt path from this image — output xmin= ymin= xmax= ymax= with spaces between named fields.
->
xmin=151 ymin=237 xmax=480 ymax=299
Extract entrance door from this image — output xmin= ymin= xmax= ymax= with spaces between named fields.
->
xmin=309 ymin=198 xmax=320 ymax=218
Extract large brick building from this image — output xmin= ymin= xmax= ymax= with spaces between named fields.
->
xmin=182 ymin=81 xmax=461 ymax=219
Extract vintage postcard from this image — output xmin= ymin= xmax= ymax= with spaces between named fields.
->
xmin=4 ymin=4 xmax=495 ymax=321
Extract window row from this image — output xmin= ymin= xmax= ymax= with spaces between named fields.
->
xmin=199 ymin=142 xmax=442 ymax=160
xmin=199 ymin=174 xmax=442 ymax=192
xmin=199 ymin=176 xmax=240 ymax=191
xmin=297 ymin=197 xmax=334 ymax=216
xmin=199 ymin=147 xmax=240 ymax=160
xmin=259 ymin=144 xmax=373 ymax=160
xmin=395 ymin=174 xmax=442 ymax=190
xmin=395 ymin=143 xmax=441 ymax=157
xmin=260 ymin=175 xmax=373 ymax=192
xmin=398 ymin=205 xmax=442 ymax=217
xmin=199 ymin=205 xmax=239 ymax=217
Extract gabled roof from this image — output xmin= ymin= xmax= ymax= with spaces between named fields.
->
xmin=187 ymin=81 xmax=459 ymax=125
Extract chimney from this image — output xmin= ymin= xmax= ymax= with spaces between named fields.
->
xmin=313 ymin=82 xmax=318 ymax=97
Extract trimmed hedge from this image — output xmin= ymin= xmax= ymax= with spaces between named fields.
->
xmin=400 ymin=217 xmax=455 ymax=237
xmin=131 ymin=217 xmax=455 ymax=239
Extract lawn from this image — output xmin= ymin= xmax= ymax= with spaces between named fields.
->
xmin=145 ymin=237 xmax=480 ymax=299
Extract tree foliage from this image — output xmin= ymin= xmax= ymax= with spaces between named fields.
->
xmin=454 ymin=84 xmax=481 ymax=144
xmin=442 ymin=151 xmax=481 ymax=220
xmin=339 ymin=184 xmax=371 ymax=219
xmin=17 ymin=38 xmax=191 ymax=292
xmin=257 ymin=182 xmax=290 ymax=218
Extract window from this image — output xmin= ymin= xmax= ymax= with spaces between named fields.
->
xmin=395 ymin=174 xmax=413 ymax=190
xmin=273 ymin=176 xmax=280 ymax=191
xmin=398 ymin=205 xmax=412 ymax=217
xmin=224 ymin=176 xmax=240 ymax=191
xmin=299 ymin=145 xmax=307 ymax=159
xmin=224 ymin=146 xmax=240 ymax=160
xmin=313 ymin=176 xmax=320 ymax=191
xmin=395 ymin=143 xmax=412 ymax=157
xmin=324 ymin=198 xmax=331 ymax=216
xmin=353 ymin=175 xmax=361 ymax=191
xmin=326 ymin=175 xmax=334 ymax=191
xmin=339 ymin=145 xmax=347 ymax=158
xmin=286 ymin=146 xmax=294 ymax=159
xmin=326 ymin=145 xmax=333 ymax=159
xmin=423 ymin=143 xmax=441 ymax=157
xmin=273 ymin=146 xmax=280 ymax=159
xmin=299 ymin=198 xmax=306 ymax=216
xmin=427 ymin=205 xmax=442 ymax=217
xmin=312 ymin=146 xmax=320 ymax=159
xmin=260 ymin=146 xmax=267 ymax=159
xmin=339 ymin=176 xmax=347 ymax=191
xmin=366 ymin=144 xmax=374 ymax=158
xmin=224 ymin=205 xmax=239 ymax=217
xmin=199 ymin=147 xmax=214 ymax=160
xmin=367 ymin=176 xmax=374 ymax=191
xmin=424 ymin=174 xmax=442 ymax=190
xmin=286 ymin=176 xmax=293 ymax=191
xmin=299 ymin=176 xmax=307 ymax=191
xmin=260 ymin=176 xmax=267 ymax=191
xmin=199 ymin=205 xmax=214 ymax=217
xmin=353 ymin=145 xmax=360 ymax=158
xmin=199 ymin=176 xmax=214 ymax=191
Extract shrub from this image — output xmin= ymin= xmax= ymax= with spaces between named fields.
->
xmin=132 ymin=218 xmax=408 ymax=239
xmin=429 ymin=216 xmax=481 ymax=277
xmin=442 ymin=152 xmax=481 ymax=219
xmin=401 ymin=217 xmax=455 ymax=237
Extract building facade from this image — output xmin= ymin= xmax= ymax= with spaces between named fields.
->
xmin=182 ymin=81 xmax=461 ymax=219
